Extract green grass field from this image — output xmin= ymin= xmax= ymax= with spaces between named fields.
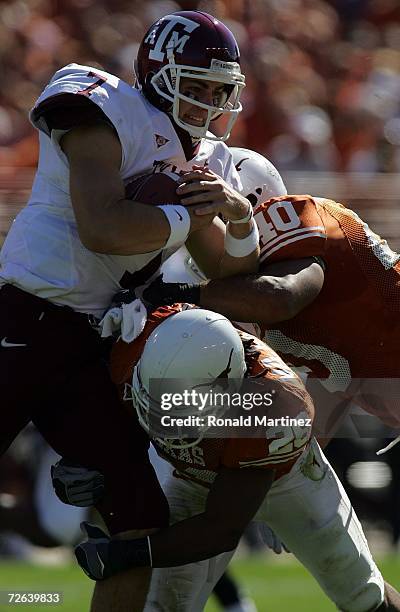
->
xmin=1 ymin=554 xmax=400 ymax=611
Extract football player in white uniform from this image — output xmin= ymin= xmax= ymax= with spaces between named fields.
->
xmin=0 ymin=11 xmax=259 ymax=612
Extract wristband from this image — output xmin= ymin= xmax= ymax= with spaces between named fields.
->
xmin=228 ymin=202 xmax=253 ymax=224
xmin=157 ymin=204 xmax=191 ymax=249
xmin=224 ymin=220 xmax=259 ymax=257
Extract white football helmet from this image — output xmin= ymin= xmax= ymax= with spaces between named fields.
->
xmin=230 ymin=147 xmax=287 ymax=210
xmin=132 ymin=308 xmax=246 ymax=449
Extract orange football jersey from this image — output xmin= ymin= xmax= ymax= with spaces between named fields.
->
xmin=254 ymin=195 xmax=400 ymax=426
xmin=110 ymin=305 xmax=314 ymax=487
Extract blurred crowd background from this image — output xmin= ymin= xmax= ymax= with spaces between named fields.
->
xmin=1 ymin=0 xmax=400 ymax=173
xmin=1 ymin=0 xmax=400 ymax=574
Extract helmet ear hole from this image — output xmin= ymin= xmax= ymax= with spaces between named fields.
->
xmin=246 ymin=193 xmax=259 ymax=208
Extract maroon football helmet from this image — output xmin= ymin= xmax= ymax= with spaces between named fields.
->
xmin=135 ymin=11 xmax=245 ymax=141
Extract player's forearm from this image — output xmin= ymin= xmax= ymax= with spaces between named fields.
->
xmin=148 ymin=513 xmax=240 ymax=567
xmin=200 ymin=259 xmax=324 ymax=323
xmin=106 ymin=513 xmax=237 ymax=570
xmin=77 ymin=199 xmax=213 ymax=256
xmin=142 ymin=273 xmax=294 ymax=323
xmin=217 ymin=252 xmax=259 ymax=279
xmin=77 ymin=199 xmax=171 ymax=254
xmin=199 ymin=273 xmax=295 ymax=323
xmin=79 ymin=514 xmax=239 ymax=580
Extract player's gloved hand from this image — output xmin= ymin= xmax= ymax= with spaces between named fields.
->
xmin=255 ymin=521 xmax=290 ymax=554
xmin=111 ymin=287 xmax=137 ymax=307
xmin=51 ymin=459 xmax=105 ymax=507
xmin=75 ymin=522 xmax=151 ymax=580
xmin=75 ymin=523 xmax=113 ymax=580
xmin=142 ymin=274 xmax=201 ymax=308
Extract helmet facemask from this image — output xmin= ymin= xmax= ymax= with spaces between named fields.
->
xmin=132 ymin=362 xmax=209 ymax=450
xmin=149 ymin=47 xmax=245 ymax=141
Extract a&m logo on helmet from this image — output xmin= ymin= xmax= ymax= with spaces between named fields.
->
xmin=144 ymin=15 xmax=200 ymax=62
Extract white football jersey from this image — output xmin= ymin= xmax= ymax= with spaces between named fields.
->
xmin=0 ymin=64 xmax=240 ymax=317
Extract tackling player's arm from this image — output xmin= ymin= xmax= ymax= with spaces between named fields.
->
xmin=143 ymin=257 xmax=324 ymax=324
xmin=144 ymin=194 xmax=326 ymax=320
xmin=149 ymin=466 xmax=273 ymax=566
xmin=61 ymin=124 xmax=215 ymax=255
xmin=75 ymin=466 xmax=274 ymax=579
xmin=197 ymin=257 xmax=324 ymax=322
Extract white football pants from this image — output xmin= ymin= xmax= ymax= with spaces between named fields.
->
xmin=146 ymin=439 xmax=384 ymax=612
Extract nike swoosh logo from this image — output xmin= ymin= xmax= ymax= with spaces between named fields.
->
xmin=1 ymin=337 xmax=28 ymax=348
xmin=175 ymin=209 xmax=183 ymax=221
xmin=234 ymin=157 xmax=249 ymax=172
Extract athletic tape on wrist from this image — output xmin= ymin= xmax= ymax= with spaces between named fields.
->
xmin=224 ymin=220 xmax=260 ymax=257
xmin=157 ymin=204 xmax=191 ymax=249
xmin=228 ymin=202 xmax=253 ymax=224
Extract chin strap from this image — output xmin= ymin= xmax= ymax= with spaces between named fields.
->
xmin=376 ymin=435 xmax=400 ymax=456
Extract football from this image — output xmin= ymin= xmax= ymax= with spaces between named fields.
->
xmin=125 ymin=171 xmax=182 ymax=205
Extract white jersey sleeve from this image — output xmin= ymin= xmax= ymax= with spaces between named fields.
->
xmin=30 ymin=63 xmax=147 ymax=176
